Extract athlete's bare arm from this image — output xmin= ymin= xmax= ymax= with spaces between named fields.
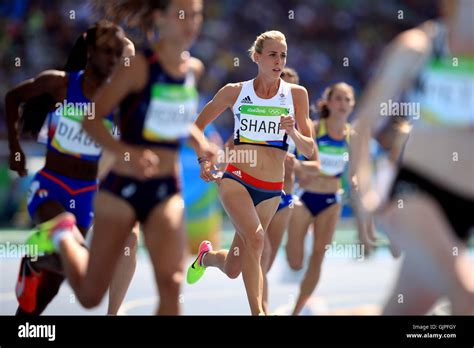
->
xmin=5 ymin=70 xmax=67 ymax=176
xmin=186 ymin=57 xmax=212 ymax=158
xmin=351 ymin=26 xmax=432 ymax=209
xmin=195 ymin=83 xmax=241 ymax=181
xmin=96 ymin=36 xmax=136 ymax=178
xmin=286 ymin=85 xmax=315 ymax=158
xmin=292 ymin=118 xmax=320 ymax=177
xmin=194 ymin=83 xmax=241 ymax=132
xmin=83 ymin=54 xmax=148 ymax=156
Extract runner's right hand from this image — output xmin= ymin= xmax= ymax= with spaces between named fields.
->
xmin=200 ymin=159 xmax=221 ymax=183
xmin=125 ymin=147 xmax=160 ymax=180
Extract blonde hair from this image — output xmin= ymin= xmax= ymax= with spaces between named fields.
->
xmin=316 ymin=82 xmax=355 ymax=119
xmin=248 ymin=30 xmax=286 ymax=62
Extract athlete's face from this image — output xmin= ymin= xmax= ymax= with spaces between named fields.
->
xmin=157 ymin=0 xmax=203 ymax=47
xmin=255 ymin=39 xmax=287 ymax=79
xmin=89 ymin=30 xmax=124 ymax=78
xmin=327 ymin=87 xmax=355 ymax=120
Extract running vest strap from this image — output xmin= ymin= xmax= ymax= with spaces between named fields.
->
xmin=47 ymin=71 xmax=113 ymax=162
xmin=409 ymin=21 xmax=474 ymax=129
xmin=315 ymin=119 xmax=350 ymax=178
xmin=119 ymin=49 xmax=199 ymax=149
xmin=232 ymin=78 xmax=295 ymax=151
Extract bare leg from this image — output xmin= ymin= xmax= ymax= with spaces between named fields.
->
xmin=262 ymin=206 xmax=292 ymax=313
xmin=218 ymin=178 xmax=279 ymax=315
xmin=382 ymin=255 xmax=439 ymax=315
xmin=143 ymin=195 xmax=186 ymax=315
xmin=107 ymin=223 xmax=139 ymax=315
xmin=378 ymin=194 xmax=474 ymax=314
xmin=293 ymin=203 xmax=341 ymax=315
xmin=16 ymin=200 xmax=78 ymax=315
xmin=202 ymin=232 xmax=243 ymax=279
xmin=352 ymin=196 xmax=376 ymax=256
xmin=286 ymin=203 xmax=312 ymax=270
xmin=58 ymin=191 xmax=136 ymax=308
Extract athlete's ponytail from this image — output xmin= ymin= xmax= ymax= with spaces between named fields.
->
xmin=64 ymin=33 xmax=88 ymax=72
xmin=316 ymin=96 xmax=331 ymax=119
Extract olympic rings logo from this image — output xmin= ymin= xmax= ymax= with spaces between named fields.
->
xmin=268 ymin=108 xmax=281 ymax=115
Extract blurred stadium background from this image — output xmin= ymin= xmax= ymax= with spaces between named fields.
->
xmin=0 ymin=0 xmax=440 ymax=229
xmin=2 ymin=0 xmax=471 ymax=315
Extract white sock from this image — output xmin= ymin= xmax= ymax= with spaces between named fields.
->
xmin=52 ymin=228 xmax=74 ymax=250
xmin=200 ymin=251 xmax=208 ymax=267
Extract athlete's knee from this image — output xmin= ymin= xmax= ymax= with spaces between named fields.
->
xmin=286 ymin=248 xmax=303 ymax=270
xmin=224 ymin=262 xmax=241 ymax=279
xmin=78 ymin=288 xmax=105 ymax=309
xmin=287 ymin=257 xmax=304 ymax=271
xmin=225 ymin=269 xmax=241 ymax=279
xmin=242 ymin=227 xmax=265 ymax=254
xmin=156 ymin=271 xmax=182 ymax=295
xmin=80 ymin=296 xmax=101 ymax=309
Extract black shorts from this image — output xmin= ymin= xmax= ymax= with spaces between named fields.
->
xmin=100 ymin=173 xmax=180 ymax=223
xmin=389 ymin=166 xmax=474 ymax=242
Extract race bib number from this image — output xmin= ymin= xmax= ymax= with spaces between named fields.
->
xmin=143 ymin=83 xmax=198 ymax=141
xmin=318 ymin=144 xmax=348 ymax=176
xmin=416 ymin=58 xmax=474 ymax=126
xmin=51 ymin=113 xmax=111 ymax=157
xmin=239 ymin=105 xmax=288 ymax=143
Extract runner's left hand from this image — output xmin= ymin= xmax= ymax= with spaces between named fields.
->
xmin=280 ymin=115 xmax=295 ymax=135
